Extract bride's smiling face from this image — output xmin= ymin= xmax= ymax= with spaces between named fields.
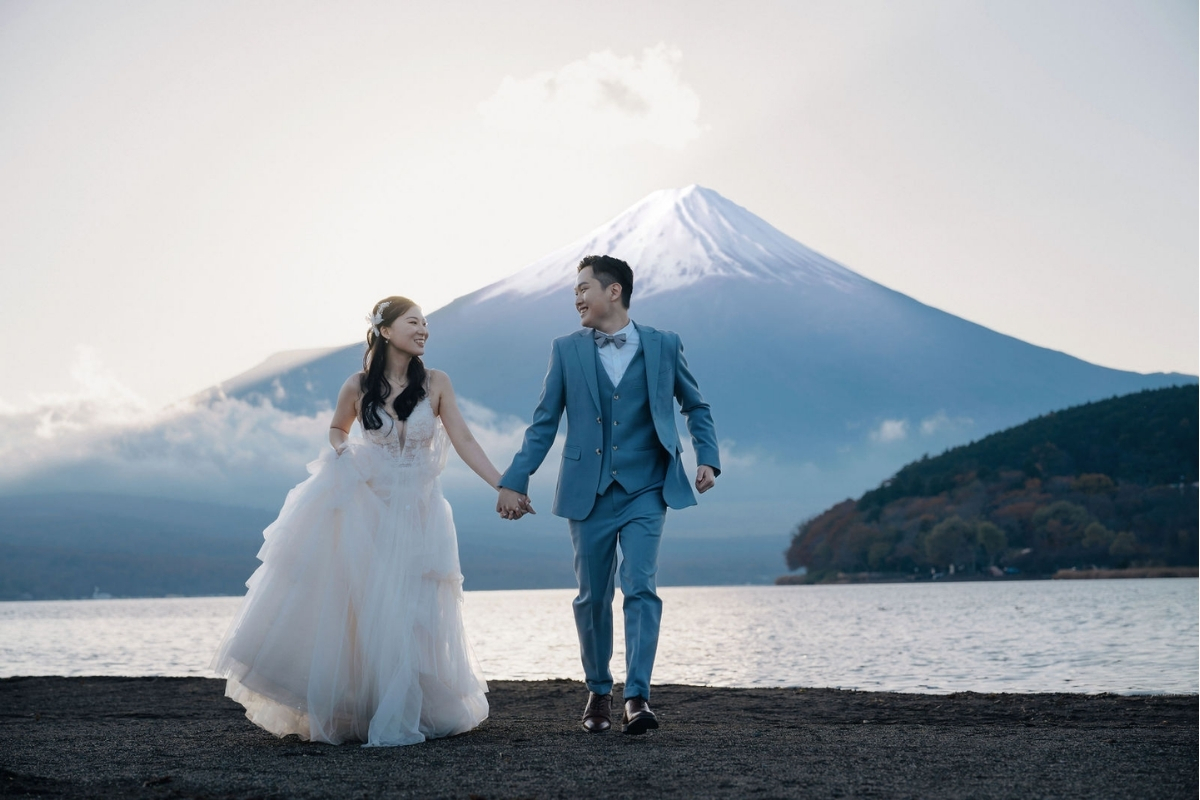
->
xmin=381 ymin=306 xmax=428 ymax=356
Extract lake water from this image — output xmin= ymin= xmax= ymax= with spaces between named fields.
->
xmin=1 ymin=580 xmax=1195 ymax=694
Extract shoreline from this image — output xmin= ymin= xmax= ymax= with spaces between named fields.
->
xmin=4 ymin=570 xmax=1197 ymax=602
xmin=775 ymin=566 xmax=1199 ymax=585
xmin=1 ymin=677 xmax=1195 ymax=799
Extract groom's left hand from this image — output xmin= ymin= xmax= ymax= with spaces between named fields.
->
xmin=695 ymin=465 xmax=716 ymax=494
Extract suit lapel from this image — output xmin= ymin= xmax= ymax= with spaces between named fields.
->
xmin=640 ymin=324 xmax=661 ymax=399
xmin=574 ymin=332 xmax=602 ymax=412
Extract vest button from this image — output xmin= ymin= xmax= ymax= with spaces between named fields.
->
xmin=613 ymin=394 xmax=620 ymax=400
xmin=612 ymin=470 xmax=618 ymax=476
xmin=612 ymin=445 xmax=618 ymax=451
xmin=613 ymin=420 xmax=620 ymax=426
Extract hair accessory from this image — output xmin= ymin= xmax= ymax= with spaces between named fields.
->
xmin=365 ymin=300 xmax=392 ymax=335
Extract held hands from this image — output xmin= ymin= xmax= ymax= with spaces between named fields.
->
xmin=496 ymin=467 xmax=710 ymax=517
xmin=496 ymin=487 xmax=536 ymax=520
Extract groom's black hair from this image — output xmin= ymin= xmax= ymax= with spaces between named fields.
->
xmin=578 ymin=255 xmax=633 ymax=309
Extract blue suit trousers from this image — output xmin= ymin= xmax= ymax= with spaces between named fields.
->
xmin=568 ymin=482 xmax=667 ymax=701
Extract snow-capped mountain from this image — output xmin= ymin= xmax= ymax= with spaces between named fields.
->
xmin=220 ymin=184 xmax=1191 ymax=467
xmin=7 ymin=186 xmax=1192 ymax=591
xmin=474 ymin=185 xmax=867 ymax=302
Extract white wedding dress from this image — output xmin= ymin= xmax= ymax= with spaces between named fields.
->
xmin=211 ymin=397 xmax=488 ymax=746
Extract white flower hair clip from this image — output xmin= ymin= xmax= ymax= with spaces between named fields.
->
xmin=365 ymin=300 xmax=391 ymax=335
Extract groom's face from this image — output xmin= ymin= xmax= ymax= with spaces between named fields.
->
xmin=575 ymin=267 xmax=621 ymax=329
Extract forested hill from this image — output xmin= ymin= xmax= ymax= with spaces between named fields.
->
xmin=860 ymin=385 xmax=1197 ymax=508
xmin=785 ymin=385 xmax=1198 ymax=579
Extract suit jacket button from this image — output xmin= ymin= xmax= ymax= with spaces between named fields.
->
xmin=613 ymin=420 xmax=619 ymax=426
xmin=612 ymin=470 xmax=618 ymax=475
xmin=613 ymin=394 xmax=620 ymax=400
xmin=597 ymin=417 xmax=602 ymax=423
xmin=595 ymin=449 xmax=602 ymax=455
xmin=612 ymin=445 xmax=618 ymax=451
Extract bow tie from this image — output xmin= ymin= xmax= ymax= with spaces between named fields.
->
xmin=593 ymin=330 xmax=628 ymax=349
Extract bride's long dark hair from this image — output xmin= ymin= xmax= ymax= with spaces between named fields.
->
xmin=360 ymin=296 xmax=427 ymax=430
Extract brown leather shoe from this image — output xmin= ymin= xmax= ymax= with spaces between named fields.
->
xmin=581 ymin=692 xmax=612 ymax=733
xmin=622 ymin=696 xmax=659 ymax=735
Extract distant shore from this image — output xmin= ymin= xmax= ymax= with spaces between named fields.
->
xmin=5 ymin=568 xmax=1198 ymax=600
xmin=1051 ymin=566 xmax=1199 ymax=580
xmin=776 ymin=565 xmax=1199 ymax=585
xmin=1 ymin=677 xmax=1196 ymax=799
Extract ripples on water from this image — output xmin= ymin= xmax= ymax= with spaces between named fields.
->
xmin=1 ymin=580 xmax=1195 ymax=694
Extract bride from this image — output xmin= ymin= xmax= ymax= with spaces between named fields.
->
xmin=211 ymin=296 xmax=524 ymax=746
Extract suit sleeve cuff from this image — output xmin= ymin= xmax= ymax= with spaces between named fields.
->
xmin=498 ymin=470 xmax=530 ymax=495
xmin=696 ymin=449 xmax=721 ymax=476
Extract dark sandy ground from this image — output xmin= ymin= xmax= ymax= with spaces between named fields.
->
xmin=1 ymin=677 xmax=1195 ymax=799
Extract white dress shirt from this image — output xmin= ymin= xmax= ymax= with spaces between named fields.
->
xmin=595 ymin=320 xmax=639 ymax=386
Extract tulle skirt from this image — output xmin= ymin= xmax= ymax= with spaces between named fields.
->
xmin=211 ymin=440 xmax=488 ymax=746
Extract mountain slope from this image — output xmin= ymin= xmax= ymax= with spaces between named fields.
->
xmin=784 ymin=385 xmax=1198 ymax=579
xmin=216 ymin=185 xmax=1192 ymax=462
xmin=858 ymin=385 xmax=1199 ymax=511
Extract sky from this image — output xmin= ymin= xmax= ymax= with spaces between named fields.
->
xmin=1 ymin=0 xmax=1196 ymax=414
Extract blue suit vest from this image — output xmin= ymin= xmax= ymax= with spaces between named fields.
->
xmin=596 ymin=344 xmax=668 ymax=496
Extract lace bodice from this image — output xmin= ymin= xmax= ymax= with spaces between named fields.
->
xmin=362 ymin=396 xmax=443 ymax=469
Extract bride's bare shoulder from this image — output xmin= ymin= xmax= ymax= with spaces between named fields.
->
xmin=425 ymin=371 xmax=452 ymax=415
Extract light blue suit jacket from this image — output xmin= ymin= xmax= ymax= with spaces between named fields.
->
xmin=500 ymin=323 xmax=721 ymax=520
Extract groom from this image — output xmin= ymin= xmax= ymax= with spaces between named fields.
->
xmin=497 ymin=254 xmax=720 ymax=735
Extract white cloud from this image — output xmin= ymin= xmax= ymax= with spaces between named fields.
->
xmin=0 ymin=392 xmax=330 ymax=505
xmin=0 ymin=372 xmax=902 ymax=541
xmin=478 ymin=43 xmax=703 ymax=149
xmin=17 ymin=347 xmax=149 ymax=439
xmin=0 ymin=348 xmax=333 ymax=503
xmin=0 ymin=351 xmax=839 ymax=535
xmin=0 ymin=364 xmax=544 ymax=508
xmin=919 ymin=410 xmax=974 ymax=437
xmin=870 ymin=419 xmax=909 ymax=443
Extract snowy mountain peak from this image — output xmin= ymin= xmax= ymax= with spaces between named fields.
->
xmin=474 ymin=185 xmax=867 ymax=303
